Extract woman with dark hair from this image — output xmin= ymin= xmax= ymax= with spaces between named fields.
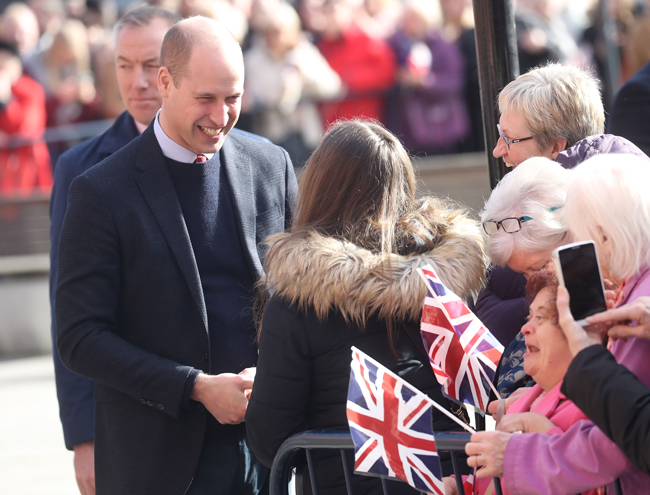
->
xmin=245 ymin=119 xmax=487 ymax=494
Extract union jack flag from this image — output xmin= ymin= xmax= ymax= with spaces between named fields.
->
xmin=346 ymin=347 xmax=446 ymax=494
xmin=419 ymin=265 xmax=503 ymax=412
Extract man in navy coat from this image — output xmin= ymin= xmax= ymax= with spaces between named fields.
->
xmin=609 ymin=60 xmax=650 ymax=156
xmin=55 ymin=16 xmax=298 ymax=495
xmin=48 ymin=6 xmax=178 ymax=494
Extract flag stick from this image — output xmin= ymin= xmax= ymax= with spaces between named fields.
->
xmin=417 ymin=268 xmax=436 ymax=298
xmin=478 ymin=360 xmax=501 ymax=400
xmin=428 ymin=397 xmax=476 ymax=433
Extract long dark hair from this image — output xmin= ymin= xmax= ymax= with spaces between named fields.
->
xmin=292 ymin=119 xmax=417 ymax=255
xmin=256 ymin=120 xmax=459 ymax=343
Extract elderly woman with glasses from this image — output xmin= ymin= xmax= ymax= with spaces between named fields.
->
xmin=492 ymin=63 xmax=604 ymax=169
xmin=479 ymin=157 xmax=571 ymax=397
xmin=466 ymin=154 xmax=650 ymax=494
xmin=476 ymin=63 xmax=649 ymax=384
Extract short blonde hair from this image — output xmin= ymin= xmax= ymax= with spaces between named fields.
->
xmin=564 ymin=154 xmax=650 ymax=280
xmin=498 ymin=63 xmax=605 ymax=151
xmin=481 ymin=157 xmax=571 ymax=266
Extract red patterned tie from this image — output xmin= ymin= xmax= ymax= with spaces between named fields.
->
xmin=194 ymin=154 xmax=207 ymax=163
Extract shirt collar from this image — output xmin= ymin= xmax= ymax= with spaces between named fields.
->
xmin=134 ymin=118 xmax=148 ymax=135
xmin=153 ymin=110 xmax=215 ymax=163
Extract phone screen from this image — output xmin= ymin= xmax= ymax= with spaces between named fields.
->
xmin=557 ymin=242 xmax=607 ymax=321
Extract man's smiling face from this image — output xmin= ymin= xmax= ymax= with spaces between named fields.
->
xmin=158 ymin=43 xmax=243 ymax=155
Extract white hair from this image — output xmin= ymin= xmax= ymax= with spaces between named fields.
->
xmin=564 ymin=154 xmax=650 ymax=281
xmin=481 ymin=157 xmax=571 ymax=266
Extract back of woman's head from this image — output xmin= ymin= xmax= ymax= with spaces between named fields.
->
xmin=294 ymin=119 xmax=416 ymax=254
xmin=565 ymin=154 xmax=650 ymax=281
xmin=481 ymin=157 xmax=570 ymax=266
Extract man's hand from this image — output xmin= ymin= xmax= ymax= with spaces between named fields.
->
xmin=238 ymin=367 xmax=256 ymax=399
xmin=587 ymin=296 xmax=650 ymax=342
xmin=465 ymin=431 xmax=512 ymax=479
xmin=497 ymin=412 xmax=554 ymax=434
xmin=190 ymin=372 xmax=254 ymax=424
xmin=73 ymin=440 xmax=95 ymax=495
xmin=557 ymin=286 xmax=605 ymax=356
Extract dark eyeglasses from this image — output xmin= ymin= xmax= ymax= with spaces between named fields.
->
xmin=482 ymin=216 xmax=532 ymax=235
xmin=497 ymin=124 xmax=534 ymax=150
xmin=482 ymin=206 xmax=563 ymax=235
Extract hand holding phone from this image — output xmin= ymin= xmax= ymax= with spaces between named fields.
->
xmin=552 ymin=240 xmax=607 ymax=326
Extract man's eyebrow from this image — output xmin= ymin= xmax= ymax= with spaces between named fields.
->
xmin=116 ymin=55 xmax=160 ymax=64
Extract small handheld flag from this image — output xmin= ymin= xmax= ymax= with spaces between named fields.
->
xmin=418 ymin=266 xmax=503 ymax=412
xmin=346 ymin=347 xmax=474 ymax=494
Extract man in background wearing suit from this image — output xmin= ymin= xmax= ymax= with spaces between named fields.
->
xmin=49 ymin=6 xmax=178 ymax=494
xmin=608 ymin=60 xmax=650 ymax=157
xmin=55 ymin=15 xmax=298 ymax=495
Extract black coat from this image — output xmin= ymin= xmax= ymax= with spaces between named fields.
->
xmin=562 ymin=345 xmax=650 ymax=476
xmin=246 ymin=204 xmax=487 ymax=495
xmin=55 ymin=123 xmax=297 ymax=494
xmin=250 ymin=299 xmax=466 ymax=495
xmin=49 ymin=110 xmax=139 ymax=450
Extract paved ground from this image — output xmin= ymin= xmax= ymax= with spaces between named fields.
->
xmin=0 ymin=355 xmax=77 ymax=495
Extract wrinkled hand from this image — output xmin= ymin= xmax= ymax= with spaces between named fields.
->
xmin=465 ymin=431 xmax=511 ymax=479
xmin=73 ymin=440 xmax=95 ymax=495
xmin=497 ymin=412 xmax=554 ymax=434
xmin=556 ymin=286 xmax=605 ymax=356
xmin=191 ymin=372 xmax=254 ymax=424
xmin=487 ymin=386 xmax=530 ymax=421
xmin=587 ymin=296 xmax=650 ymax=342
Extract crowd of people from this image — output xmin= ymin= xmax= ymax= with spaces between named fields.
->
xmin=2 ymin=0 xmax=650 ymax=195
xmin=3 ymin=0 xmax=645 ymax=494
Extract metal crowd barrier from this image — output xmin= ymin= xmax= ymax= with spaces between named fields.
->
xmin=268 ymin=429 xmax=503 ymax=495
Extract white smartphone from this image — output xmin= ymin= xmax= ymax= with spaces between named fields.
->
xmin=552 ymin=240 xmax=607 ymax=326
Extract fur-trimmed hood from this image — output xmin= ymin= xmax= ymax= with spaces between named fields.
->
xmin=260 ymin=202 xmax=488 ymax=326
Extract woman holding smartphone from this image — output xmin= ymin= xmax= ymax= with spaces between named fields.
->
xmin=466 ymin=154 xmax=650 ymax=493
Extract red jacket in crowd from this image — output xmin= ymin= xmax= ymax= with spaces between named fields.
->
xmin=317 ymin=23 xmax=396 ymax=126
xmin=0 ymin=73 xmax=52 ymax=196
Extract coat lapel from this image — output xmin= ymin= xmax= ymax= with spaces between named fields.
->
xmin=221 ymin=136 xmax=263 ymax=279
xmin=97 ymin=111 xmax=139 ymax=157
xmin=134 ymin=127 xmax=208 ymax=331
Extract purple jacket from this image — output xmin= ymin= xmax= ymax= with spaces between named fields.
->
xmin=387 ymin=30 xmax=469 ymax=152
xmin=556 ymin=133 xmax=649 ymax=169
xmin=504 ymin=268 xmax=650 ymax=494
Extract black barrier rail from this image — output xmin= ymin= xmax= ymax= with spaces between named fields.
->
xmin=269 ymin=430 xmax=504 ymax=495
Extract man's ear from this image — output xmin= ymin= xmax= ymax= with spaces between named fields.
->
xmin=158 ymin=67 xmax=172 ymax=97
xmin=549 ymin=138 xmax=568 ymax=160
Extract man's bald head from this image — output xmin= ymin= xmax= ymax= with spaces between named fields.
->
xmin=160 ymin=16 xmax=243 ymax=88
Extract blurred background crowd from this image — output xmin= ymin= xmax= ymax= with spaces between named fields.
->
xmin=1 ymin=0 xmax=650 ymax=197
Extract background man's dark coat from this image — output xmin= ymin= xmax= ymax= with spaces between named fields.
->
xmin=49 ymin=110 xmax=139 ymax=449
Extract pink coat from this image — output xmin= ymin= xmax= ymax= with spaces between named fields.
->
xmin=504 ymin=268 xmax=650 ymax=494
xmin=473 ymin=383 xmax=599 ymax=495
